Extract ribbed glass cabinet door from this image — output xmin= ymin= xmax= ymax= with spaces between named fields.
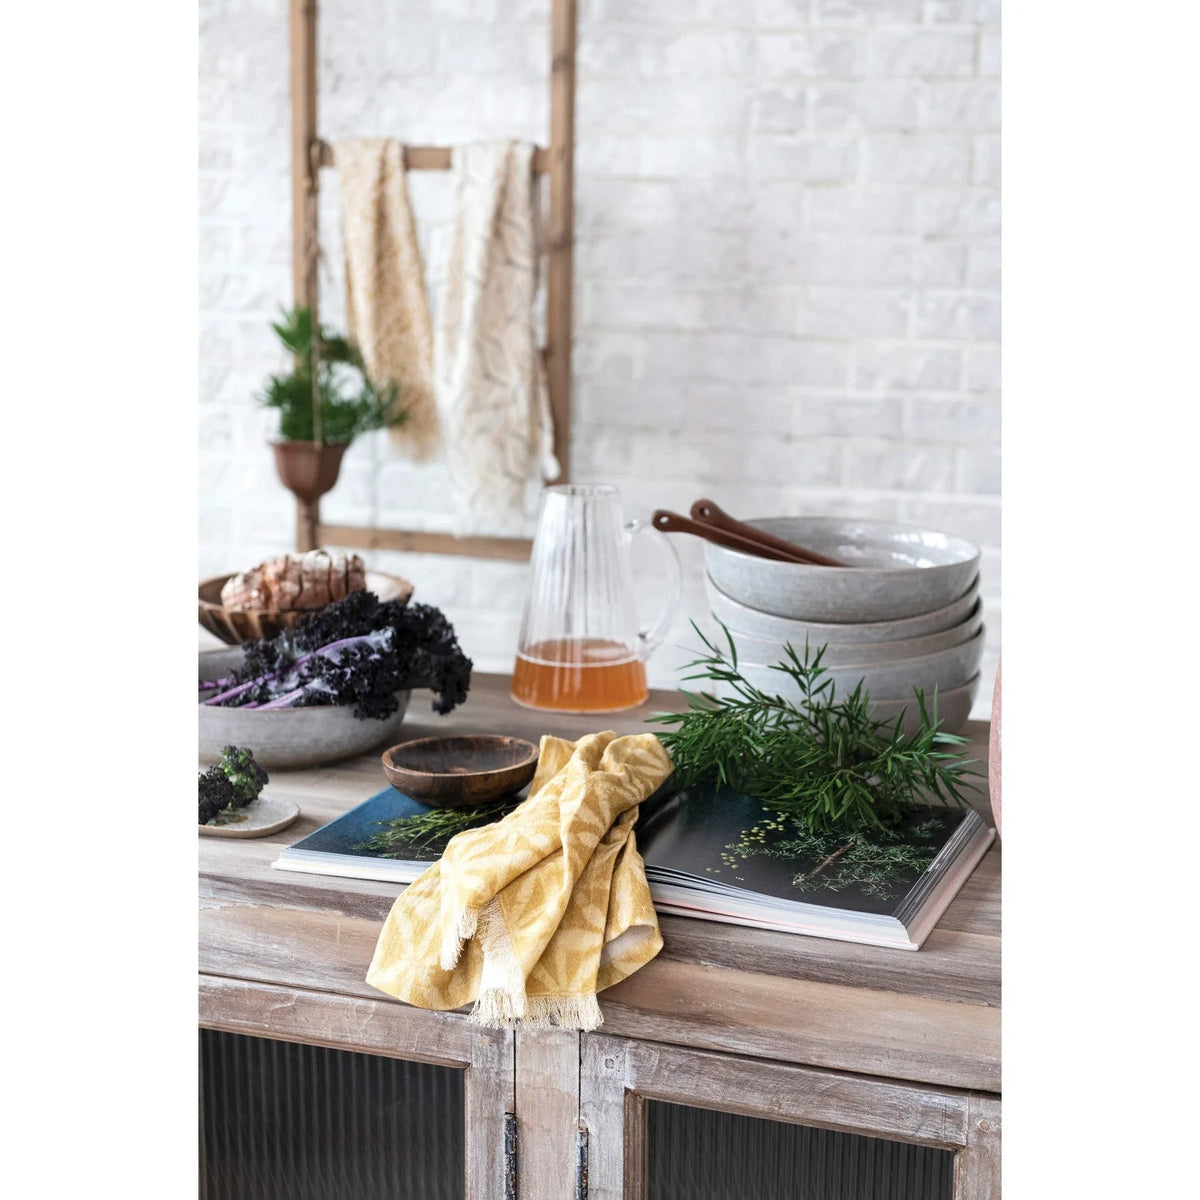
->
xmin=579 ymin=1035 xmax=984 ymax=1200
xmin=200 ymin=1029 xmax=466 ymax=1200
xmin=646 ymin=1101 xmax=954 ymax=1200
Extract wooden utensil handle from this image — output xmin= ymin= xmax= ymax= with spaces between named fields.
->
xmin=689 ymin=498 xmax=850 ymax=568
xmin=650 ymin=510 xmax=810 ymax=563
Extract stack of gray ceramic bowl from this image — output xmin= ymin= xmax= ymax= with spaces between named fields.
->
xmin=704 ymin=517 xmax=984 ymax=734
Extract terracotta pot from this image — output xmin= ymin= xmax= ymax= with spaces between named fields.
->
xmin=271 ymin=440 xmax=348 ymax=504
xmin=988 ymin=659 xmax=1001 ymax=836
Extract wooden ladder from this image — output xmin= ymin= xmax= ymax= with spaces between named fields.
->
xmin=289 ymin=0 xmax=576 ymax=561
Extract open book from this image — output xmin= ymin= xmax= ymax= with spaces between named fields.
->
xmin=273 ymin=783 xmax=993 ymax=951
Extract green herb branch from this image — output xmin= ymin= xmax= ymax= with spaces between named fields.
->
xmin=650 ymin=623 xmax=978 ymax=834
xmin=355 ymin=799 xmax=517 ymax=859
xmin=261 ymin=306 xmax=406 ymax=444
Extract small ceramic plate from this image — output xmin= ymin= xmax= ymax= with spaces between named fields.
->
xmin=199 ymin=794 xmax=301 ymax=839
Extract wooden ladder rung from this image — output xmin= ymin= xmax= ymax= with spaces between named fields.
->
xmin=317 ymin=524 xmax=533 ymax=562
xmin=314 ymin=140 xmax=551 ymax=173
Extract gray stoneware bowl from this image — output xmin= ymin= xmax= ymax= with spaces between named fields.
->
xmin=199 ymin=648 xmax=411 ymax=768
xmin=728 ymin=626 xmax=985 ymax=704
xmin=866 ymin=674 xmax=980 ymax=736
xmin=725 ymin=600 xmax=983 ymax=668
xmin=704 ymin=517 xmax=981 ymax=623
xmin=706 ymin=572 xmax=980 ymax=645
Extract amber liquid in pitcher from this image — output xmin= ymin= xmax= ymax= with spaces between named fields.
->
xmin=510 ymin=637 xmax=648 ymax=713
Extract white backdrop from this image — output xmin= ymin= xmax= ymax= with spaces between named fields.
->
xmin=198 ymin=0 xmax=1001 ymax=712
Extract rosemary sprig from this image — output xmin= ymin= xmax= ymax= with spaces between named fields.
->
xmin=650 ymin=623 xmax=979 ymax=834
xmin=355 ymin=799 xmax=516 ymax=859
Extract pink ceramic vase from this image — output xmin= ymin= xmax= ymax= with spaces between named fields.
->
xmin=988 ymin=660 xmax=1001 ymax=836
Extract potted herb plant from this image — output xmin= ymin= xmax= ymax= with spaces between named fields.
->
xmin=261 ymin=306 xmax=406 ymax=504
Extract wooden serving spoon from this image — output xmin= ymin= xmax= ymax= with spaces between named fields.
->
xmin=651 ymin=510 xmax=811 ymax=563
xmin=689 ymin=498 xmax=851 ymax=568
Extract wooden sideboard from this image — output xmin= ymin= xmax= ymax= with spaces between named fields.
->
xmin=199 ymin=673 xmax=1000 ymax=1199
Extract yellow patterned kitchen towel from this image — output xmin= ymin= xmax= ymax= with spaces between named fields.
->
xmin=366 ymin=731 xmax=673 ymax=1031
xmin=336 ymin=138 xmax=440 ymax=460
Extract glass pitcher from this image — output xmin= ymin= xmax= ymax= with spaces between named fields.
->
xmin=511 ymin=484 xmax=681 ymax=713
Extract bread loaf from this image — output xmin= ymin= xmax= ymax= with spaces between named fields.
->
xmin=220 ymin=551 xmax=368 ymax=612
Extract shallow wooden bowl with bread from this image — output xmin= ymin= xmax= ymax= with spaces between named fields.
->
xmin=198 ymin=568 xmax=415 ymax=645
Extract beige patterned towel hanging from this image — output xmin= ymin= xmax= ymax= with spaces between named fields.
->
xmin=336 ymin=139 xmax=440 ymax=460
xmin=434 ymin=141 xmax=559 ymax=530
xmin=367 ymin=732 xmax=672 ymax=1031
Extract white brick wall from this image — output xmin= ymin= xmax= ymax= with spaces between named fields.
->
xmin=199 ymin=0 xmax=1001 ymax=715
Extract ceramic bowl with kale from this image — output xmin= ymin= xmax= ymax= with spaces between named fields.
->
xmin=198 ymin=591 xmax=472 ymax=768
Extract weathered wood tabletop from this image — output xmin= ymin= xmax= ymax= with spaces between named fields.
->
xmin=199 ymin=672 xmax=1000 ymax=1095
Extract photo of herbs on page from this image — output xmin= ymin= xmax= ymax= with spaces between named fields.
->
xmin=362 ymin=623 xmax=979 ymax=889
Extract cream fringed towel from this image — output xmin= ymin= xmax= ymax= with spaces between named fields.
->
xmin=336 ymin=139 xmax=440 ymax=460
xmin=366 ymin=732 xmax=673 ymax=1030
xmin=434 ymin=141 xmax=559 ymax=528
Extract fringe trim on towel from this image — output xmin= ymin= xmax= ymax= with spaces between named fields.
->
xmin=440 ymin=905 xmax=479 ymax=971
xmin=526 ymin=994 xmax=604 ymax=1031
xmin=470 ymin=991 xmax=604 ymax=1032
xmin=472 ymin=897 xmax=528 ymax=1017
xmin=458 ymin=906 xmax=479 ymax=942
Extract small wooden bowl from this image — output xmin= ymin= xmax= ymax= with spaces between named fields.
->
xmin=198 ymin=570 xmax=414 ymax=645
xmin=381 ymin=735 xmax=540 ymax=810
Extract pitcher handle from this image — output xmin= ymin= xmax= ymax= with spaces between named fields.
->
xmin=627 ymin=518 xmax=681 ymax=659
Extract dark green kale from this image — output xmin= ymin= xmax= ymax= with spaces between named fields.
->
xmin=235 ymin=635 xmax=281 ymax=683
xmin=198 ymin=765 xmax=236 ymax=825
xmin=221 ymin=744 xmax=270 ymax=803
xmin=202 ymin=591 xmax=472 ymax=718
xmin=199 ymin=745 xmax=269 ymax=825
xmin=385 ymin=601 xmax=473 ymax=715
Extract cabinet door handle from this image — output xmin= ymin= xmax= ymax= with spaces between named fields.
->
xmin=504 ymin=1111 xmax=518 ymax=1200
xmin=576 ymin=1120 xmax=589 ymax=1200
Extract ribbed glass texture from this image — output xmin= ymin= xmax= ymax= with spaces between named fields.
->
xmin=511 ymin=483 xmax=648 ymax=712
xmin=200 ymin=1030 xmax=465 ymax=1200
xmin=646 ymin=1100 xmax=954 ymax=1200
